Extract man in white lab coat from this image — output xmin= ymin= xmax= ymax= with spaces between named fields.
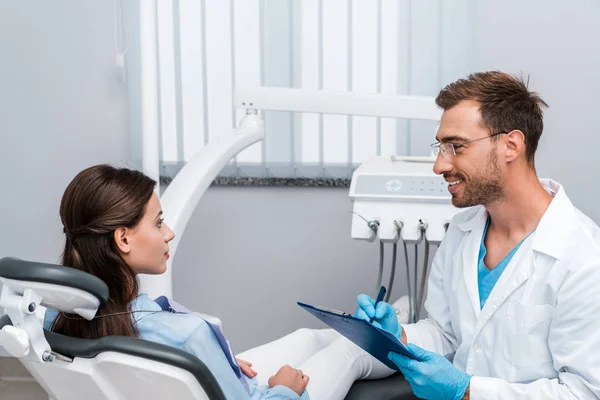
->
xmin=356 ymin=71 xmax=600 ymax=399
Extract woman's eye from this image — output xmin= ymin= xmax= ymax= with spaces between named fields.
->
xmin=157 ymin=218 xmax=164 ymax=228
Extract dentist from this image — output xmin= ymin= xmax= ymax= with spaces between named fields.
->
xmin=356 ymin=71 xmax=600 ymax=399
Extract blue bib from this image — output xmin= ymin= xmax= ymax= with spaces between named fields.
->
xmin=154 ymin=295 xmax=251 ymax=395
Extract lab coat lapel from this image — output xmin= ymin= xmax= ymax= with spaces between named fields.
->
xmin=462 ymin=232 xmax=482 ymax=318
xmin=479 ymin=249 xmax=534 ymax=335
xmin=473 ymin=179 xmax=573 ymax=333
xmin=459 ymin=210 xmax=488 ymax=318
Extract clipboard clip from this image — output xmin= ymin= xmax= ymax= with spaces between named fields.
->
xmin=314 ymin=305 xmax=352 ymax=317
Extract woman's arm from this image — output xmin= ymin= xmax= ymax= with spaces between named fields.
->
xmin=182 ymin=320 xmax=307 ymax=399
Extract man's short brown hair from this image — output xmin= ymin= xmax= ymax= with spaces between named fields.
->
xmin=435 ymin=71 xmax=548 ymax=165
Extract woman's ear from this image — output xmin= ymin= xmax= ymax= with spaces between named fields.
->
xmin=113 ymin=227 xmax=131 ymax=254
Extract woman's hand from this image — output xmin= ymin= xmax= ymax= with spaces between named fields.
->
xmin=268 ymin=365 xmax=309 ymax=396
xmin=236 ymin=358 xmax=258 ymax=378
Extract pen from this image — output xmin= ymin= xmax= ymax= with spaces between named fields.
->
xmin=370 ymin=285 xmax=387 ymax=323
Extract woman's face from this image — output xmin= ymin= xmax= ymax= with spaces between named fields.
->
xmin=119 ymin=192 xmax=175 ymax=275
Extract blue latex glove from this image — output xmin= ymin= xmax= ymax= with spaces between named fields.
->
xmin=354 ymin=294 xmax=401 ymax=339
xmin=388 ymin=344 xmax=471 ymax=400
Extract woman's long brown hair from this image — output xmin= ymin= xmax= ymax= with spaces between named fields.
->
xmin=51 ymin=164 xmax=156 ymax=339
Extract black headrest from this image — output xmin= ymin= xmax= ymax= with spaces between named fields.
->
xmin=0 ymin=257 xmax=109 ymax=306
xmin=0 ymin=315 xmax=226 ymax=400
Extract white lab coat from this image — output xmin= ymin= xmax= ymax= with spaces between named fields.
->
xmin=402 ymin=179 xmax=600 ymax=399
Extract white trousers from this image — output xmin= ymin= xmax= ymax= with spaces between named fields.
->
xmin=237 ymin=329 xmax=395 ymax=400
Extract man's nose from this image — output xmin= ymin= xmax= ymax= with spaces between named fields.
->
xmin=433 ymin=152 xmax=452 ymax=176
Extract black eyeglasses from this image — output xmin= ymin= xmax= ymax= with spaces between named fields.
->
xmin=431 ymin=132 xmax=508 ymax=157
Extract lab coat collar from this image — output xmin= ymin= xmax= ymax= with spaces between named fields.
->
xmin=457 ymin=206 xmax=488 ymax=233
xmin=456 ymin=179 xmax=575 ymax=260
xmin=531 ymin=179 xmax=576 ymax=260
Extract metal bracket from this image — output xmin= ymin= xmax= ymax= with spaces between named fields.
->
xmin=0 ymin=285 xmax=52 ymax=363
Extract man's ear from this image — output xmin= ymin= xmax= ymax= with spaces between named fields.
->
xmin=114 ymin=227 xmax=131 ymax=254
xmin=505 ymin=129 xmax=525 ymax=163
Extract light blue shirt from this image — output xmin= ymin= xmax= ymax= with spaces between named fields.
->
xmin=44 ymin=294 xmax=309 ymax=400
xmin=478 ymin=218 xmax=533 ymax=309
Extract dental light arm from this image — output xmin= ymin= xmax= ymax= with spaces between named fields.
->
xmin=139 ymin=111 xmax=265 ymax=299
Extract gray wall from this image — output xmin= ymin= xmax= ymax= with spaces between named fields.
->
xmin=173 ymin=186 xmax=388 ymax=353
xmin=173 ymin=0 xmax=600 ymax=354
xmin=0 ymin=3 xmax=138 ymax=397
xmin=0 ymin=1 xmax=133 ymax=262
xmin=472 ymin=0 xmax=600 ymax=224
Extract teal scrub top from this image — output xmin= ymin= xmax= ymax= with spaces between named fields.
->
xmin=478 ymin=218 xmax=534 ymax=309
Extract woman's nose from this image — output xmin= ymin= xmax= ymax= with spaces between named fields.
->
xmin=164 ymin=224 xmax=175 ymax=242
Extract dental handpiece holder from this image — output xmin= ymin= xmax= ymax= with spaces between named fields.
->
xmin=349 ymin=156 xmax=460 ymax=321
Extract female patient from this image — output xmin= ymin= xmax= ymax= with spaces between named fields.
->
xmin=45 ymin=164 xmax=395 ymax=400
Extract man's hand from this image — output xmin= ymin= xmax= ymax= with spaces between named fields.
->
xmin=268 ymin=365 xmax=309 ymax=396
xmin=355 ymin=294 xmax=402 ymax=339
xmin=388 ymin=344 xmax=471 ymax=400
xmin=236 ymin=358 xmax=257 ymax=378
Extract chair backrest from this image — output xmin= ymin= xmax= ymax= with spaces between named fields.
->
xmin=0 ymin=257 xmax=226 ymax=400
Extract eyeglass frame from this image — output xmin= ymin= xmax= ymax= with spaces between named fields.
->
xmin=430 ymin=131 xmax=509 ymax=157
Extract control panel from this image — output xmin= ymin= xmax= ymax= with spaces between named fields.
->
xmin=349 ymin=155 xmax=459 ymax=243
xmin=353 ymin=175 xmax=449 ymax=199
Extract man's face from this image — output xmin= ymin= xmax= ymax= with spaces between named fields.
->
xmin=433 ymin=100 xmax=505 ymax=208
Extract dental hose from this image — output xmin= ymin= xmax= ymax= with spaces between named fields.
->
xmin=402 ymin=239 xmax=414 ymax=323
xmin=384 ymin=241 xmax=397 ymax=303
xmin=413 ymin=242 xmax=419 ymax=323
xmin=376 ymin=240 xmax=384 ymax=291
xmin=416 ymin=238 xmax=431 ymax=321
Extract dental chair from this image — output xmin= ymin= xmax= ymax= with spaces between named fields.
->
xmin=0 ymin=257 xmax=225 ymax=400
xmin=0 ymin=257 xmax=416 ymax=400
